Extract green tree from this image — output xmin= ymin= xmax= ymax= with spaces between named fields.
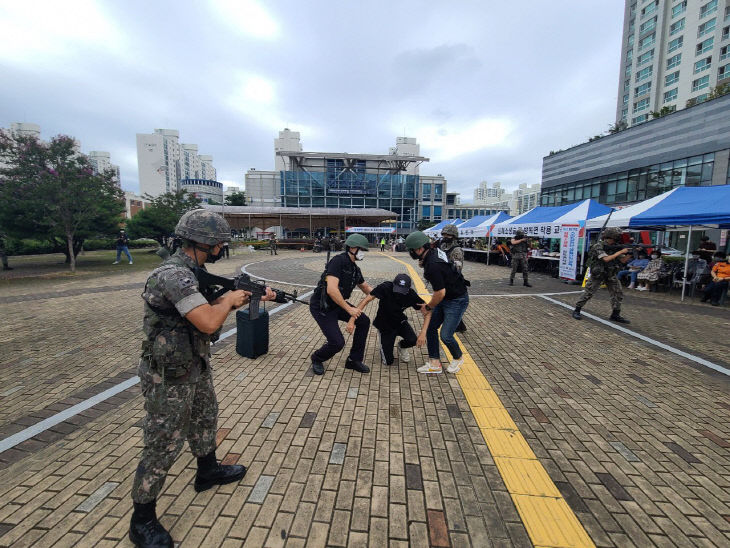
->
xmin=608 ymin=120 xmax=627 ymax=134
xmin=0 ymin=131 xmax=125 ymax=272
xmin=417 ymin=219 xmax=437 ymax=231
xmin=650 ymin=105 xmax=676 ymax=119
xmin=125 ymin=190 xmax=202 ymax=244
xmin=225 ymin=190 xmax=247 ymax=206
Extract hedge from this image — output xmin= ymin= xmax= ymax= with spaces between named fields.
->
xmin=4 ymin=238 xmax=158 ymax=255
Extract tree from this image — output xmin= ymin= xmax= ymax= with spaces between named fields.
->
xmin=650 ymin=105 xmax=676 ymax=119
xmin=417 ymin=219 xmax=437 ymax=231
xmin=0 ymin=132 xmax=125 ymax=272
xmin=608 ymin=120 xmax=627 ymax=134
xmin=125 ymin=190 xmax=202 ymax=244
xmin=225 ymin=190 xmax=247 ymax=206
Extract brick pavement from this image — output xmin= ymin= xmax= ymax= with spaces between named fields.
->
xmin=0 ymin=251 xmax=728 ymax=547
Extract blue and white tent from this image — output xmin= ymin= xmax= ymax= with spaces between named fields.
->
xmin=457 ymin=212 xmax=512 ymax=238
xmin=423 ymin=218 xmax=463 ymax=237
xmin=493 ymin=199 xmax=612 ymax=239
xmin=586 ymin=185 xmax=730 ymax=229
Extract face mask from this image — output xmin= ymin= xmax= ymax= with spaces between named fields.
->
xmin=651 ymin=255 xmax=658 ymax=259
xmin=355 ymin=249 xmax=365 ymax=261
xmin=442 ymin=237 xmax=453 ymax=244
xmin=409 ymin=249 xmax=420 ymax=261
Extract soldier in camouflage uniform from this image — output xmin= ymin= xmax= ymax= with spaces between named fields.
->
xmin=0 ymin=232 xmax=12 ymax=270
xmin=440 ymin=224 xmax=467 ymax=333
xmin=129 ymin=209 xmax=275 ymax=548
xmin=572 ymin=227 xmax=631 ymax=324
xmin=509 ymin=230 xmax=532 ymax=287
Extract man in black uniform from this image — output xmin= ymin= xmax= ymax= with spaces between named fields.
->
xmin=405 ymin=231 xmax=469 ymax=374
xmin=347 ymin=273 xmax=428 ymax=366
xmin=309 ymin=233 xmax=373 ymax=375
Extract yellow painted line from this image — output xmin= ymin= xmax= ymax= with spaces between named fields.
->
xmin=382 ymin=253 xmax=596 ymax=548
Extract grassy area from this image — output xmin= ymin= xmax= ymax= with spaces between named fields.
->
xmin=0 ymin=247 xmax=163 ymax=288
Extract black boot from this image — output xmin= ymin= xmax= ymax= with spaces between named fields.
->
xmin=523 ymin=281 xmax=532 ymax=287
xmin=509 ymin=279 xmax=514 ymax=286
xmin=572 ymin=307 xmax=582 ymax=320
xmin=345 ymin=358 xmax=370 ymax=373
xmin=194 ymin=452 xmax=247 ymax=493
xmin=455 ymin=320 xmax=467 ymax=333
xmin=609 ymin=310 xmax=630 ymax=324
xmin=312 ymin=360 xmax=325 ymax=375
xmin=129 ymin=501 xmax=173 ymax=548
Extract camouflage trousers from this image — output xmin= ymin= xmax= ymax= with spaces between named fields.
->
xmin=510 ymin=254 xmax=529 ymax=281
xmin=575 ymin=273 xmax=623 ymax=311
xmin=131 ymin=359 xmax=218 ymax=504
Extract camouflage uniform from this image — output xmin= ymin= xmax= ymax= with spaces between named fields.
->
xmin=575 ymin=240 xmax=623 ymax=311
xmin=440 ymin=240 xmax=464 ymax=273
xmin=510 ymin=238 xmax=529 ymax=282
xmin=131 ymin=249 xmax=218 ymax=504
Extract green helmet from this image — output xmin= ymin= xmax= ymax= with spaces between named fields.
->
xmin=345 ymin=233 xmax=369 ymax=250
xmin=405 ymin=231 xmax=430 ymax=249
xmin=515 ymin=230 xmax=525 ymax=238
xmin=175 ymin=209 xmax=231 ymax=245
xmin=602 ymin=227 xmax=622 ymax=240
xmin=441 ymin=224 xmax=459 ymax=238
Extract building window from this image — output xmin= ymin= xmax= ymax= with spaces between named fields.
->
xmin=665 ymin=70 xmax=680 ymax=86
xmin=637 ymin=49 xmax=654 ymax=65
xmin=625 ymin=63 xmax=633 ymax=77
xmin=700 ymin=0 xmax=718 ymax=18
xmin=722 ymin=25 xmax=729 ymax=40
xmin=422 ymin=205 xmax=431 ymax=218
xmin=672 ymin=1 xmax=687 ymax=18
xmin=698 ymin=18 xmax=716 ymax=37
xmin=668 ymin=36 xmax=684 ymax=52
xmin=694 ymin=57 xmax=712 ymax=73
xmin=721 ymin=45 xmax=730 ymax=60
xmin=641 ymin=1 xmax=658 ymax=17
xmin=696 ymin=37 xmax=714 ymax=55
xmin=626 ymin=49 xmax=634 ymax=62
xmin=636 ymin=66 xmax=653 ymax=81
xmin=667 ymin=53 xmax=682 ymax=69
xmin=433 ymin=206 xmax=442 ymax=218
xmin=719 ymin=62 xmax=730 ymax=79
xmin=623 ymin=94 xmax=630 ymax=105
xmin=639 ymin=32 xmax=656 ymax=49
xmin=692 ymin=75 xmax=710 ymax=91
xmin=635 ymin=82 xmax=652 ymax=96
xmin=633 ymin=97 xmax=650 ymax=112
xmin=628 ymin=34 xmax=635 ymax=47
xmin=621 ymin=107 xmax=629 ymax=119
xmin=640 ymin=16 xmax=657 ymax=33
xmin=725 ymin=5 xmax=730 ymax=21
xmin=664 ymin=88 xmax=678 ymax=102
xmin=670 ymin=18 xmax=685 ymax=35
xmin=422 ymin=183 xmax=431 ymax=197
xmin=632 ymin=113 xmax=649 ymax=124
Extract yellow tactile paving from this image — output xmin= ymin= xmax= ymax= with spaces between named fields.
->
xmin=384 ymin=253 xmax=596 ymax=548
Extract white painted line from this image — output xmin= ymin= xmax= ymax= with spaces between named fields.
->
xmin=75 ymin=481 xmax=119 ymax=512
xmin=1 ymin=386 xmax=23 ymax=397
xmin=240 ymin=261 xmax=318 ymax=288
xmin=419 ymin=291 xmax=585 ymax=298
xmin=0 ymin=290 xmax=314 ymax=454
xmin=540 ymin=295 xmax=730 ymax=377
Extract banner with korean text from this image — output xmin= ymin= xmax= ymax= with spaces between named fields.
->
xmin=559 ymin=224 xmax=580 ymax=280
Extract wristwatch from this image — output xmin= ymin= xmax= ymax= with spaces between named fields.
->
xmin=425 ymin=304 xmax=433 ymax=311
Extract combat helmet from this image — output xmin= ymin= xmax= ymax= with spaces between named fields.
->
xmin=602 ymin=227 xmax=622 ymax=240
xmin=405 ymin=231 xmax=430 ymax=249
xmin=441 ymin=224 xmax=459 ymax=238
xmin=175 ymin=209 xmax=231 ymax=245
xmin=344 ymin=233 xmax=369 ymax=250
xmin=514 ymin=230 xmax=525 ymax=238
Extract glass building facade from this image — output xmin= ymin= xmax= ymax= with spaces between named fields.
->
xmin=540 ymin=153 xmax=720 ymax=207
xmin=281 ymin=167 xmax=419 ymax=229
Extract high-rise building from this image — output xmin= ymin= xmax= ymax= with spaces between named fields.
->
xmin=9 ymin=122 xmax=41 ymax=139
xmin=616 ymin=0 xmax=730 ymax=126
xmin=88 ymin=151 xmax=121 ymax=182
xmin=136 ymin=129 xmax=217 ymax=199
xmin=473 ymin=181 xmax=506 ymax=203
xmin=509 ymin=183 xmax=541 ymax=216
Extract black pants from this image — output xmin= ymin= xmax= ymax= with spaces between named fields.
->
xmin=310 ymin=302 xmax=370 ymax=363
xmin=378 ymin=321 xmax=417 ymax=365
xmin=702 ymin=279 xmax=728 ymax=304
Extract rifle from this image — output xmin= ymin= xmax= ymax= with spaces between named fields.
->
xmin=603 ymin=243 xmax=655 ymax=255
xmin=194 ymin=267 xmax=308 ymax=320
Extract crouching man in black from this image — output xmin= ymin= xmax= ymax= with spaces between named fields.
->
xmin=309 ymin=233 xmax=373 ymax=375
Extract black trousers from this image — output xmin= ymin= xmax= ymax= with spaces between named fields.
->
xmin=378 ymin=321 xmax=417 ymax=365
xmin=310 ymin=302 xmax=370 ymax=363
xmin=703 ymin=279 xmax=728 ymax=303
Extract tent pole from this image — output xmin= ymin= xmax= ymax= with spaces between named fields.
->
xmin=486 ymin=234 xmax=491 ymax=265
xmin=681 ymin=225 xmax=692 ymax=302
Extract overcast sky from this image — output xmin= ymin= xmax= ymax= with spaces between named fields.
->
xmin=1 ymin=0 xmax=625 ymax=199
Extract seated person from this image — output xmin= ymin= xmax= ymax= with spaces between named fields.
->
xmin=347 ymin=273 xmax=429 ymax=366
xmin=495 ymin=239 xmax=511 ymax=265
xmin=617 ymin=252 xmax=649 ymax=289
xmin=635 ymin=250 xmax=663 ymax=291
xmin=701 ymin=251 xmax=730 ymax=306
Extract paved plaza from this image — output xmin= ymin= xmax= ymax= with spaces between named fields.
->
xmin=0 ymin=249 xmax=728 ymax=547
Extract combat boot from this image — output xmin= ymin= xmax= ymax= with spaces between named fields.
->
xmin=572 ymin=307 xmax=582 ymax=320
xmin=194 ymin=452 xmax=247 ymax=492
xmin=609 ymin=310 xmax=630 ymax=324
xmin=129 ymin=501 xmax=173 ymax=548
xmin=345 ymin=358 xmax=370 ymax=373
xmin=523 ymin=281 xmax=532 ymax=287
xmin=508 ymin=279 xmax=514 ymax=286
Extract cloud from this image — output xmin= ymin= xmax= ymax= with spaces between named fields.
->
xmin=407 ymin=118 xmax=515 ymax=163
xmin=0 ymin=0 xmax=123 ymax=66
xmin=209 ymin=0 xmax=280 ymax=39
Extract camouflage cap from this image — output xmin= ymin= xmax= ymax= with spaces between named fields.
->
xmin=441 ymin=224 xmax=459 ymax=238
xmin=175 ymin=209 xmax=231 ymax=245
xmin=602 ymin=227 xmax=623 ymax=240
